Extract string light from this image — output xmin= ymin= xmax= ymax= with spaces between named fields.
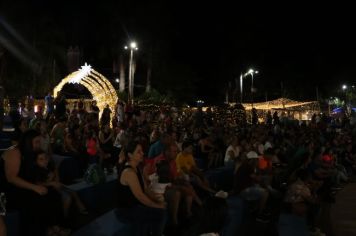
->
xmin=241 ymin=98 xmax=317 ymax=110
xmin=53 ymin=63 xmax=118 ymax=119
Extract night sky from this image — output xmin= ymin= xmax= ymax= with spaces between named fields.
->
xmin=1 ymin=1 xmax=355 ymax=104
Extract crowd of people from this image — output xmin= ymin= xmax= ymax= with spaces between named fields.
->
xmin=1 ymin=95 xmax=356 ymax=236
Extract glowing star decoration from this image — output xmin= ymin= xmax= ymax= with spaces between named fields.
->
xmin=53 ymin=64 xmax=118 ymax=121
xmin=69 ymin=63 xmax=92 ymax=84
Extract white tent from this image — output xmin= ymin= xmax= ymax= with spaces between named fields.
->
xmin=242 ymin=98 xmax=318 ymax=111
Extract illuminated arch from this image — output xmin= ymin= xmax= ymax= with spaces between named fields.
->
xmin=53 ymin=63 xmax=118 ymax=118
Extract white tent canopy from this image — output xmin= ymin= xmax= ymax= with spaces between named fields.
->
xmin=241 ymin=98 xmax=318 ymax=110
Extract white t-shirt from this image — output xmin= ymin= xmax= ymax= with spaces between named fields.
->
xmin=117 ymin=104 xmax=124 ymax=123
xmin=224 ymin=145 xmax=240 ymax=163
xmin=150 ymin=182 xmax=171 ymax=194
xmin=113 ymin=130 xmax=126 ymax=148
xmin=148 ymin=173 xmax=171 ymax=202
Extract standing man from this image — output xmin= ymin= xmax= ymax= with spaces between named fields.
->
xmin=116 ymin=101 xmax=125 ymax=124
xmin=44 ymin=91 xmax=54 ymax=118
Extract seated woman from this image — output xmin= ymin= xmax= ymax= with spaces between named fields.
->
xmin=1 ymin=129 xmax=68 ymax=236
xmin=116 ymin=141 xmax=166 ymax=236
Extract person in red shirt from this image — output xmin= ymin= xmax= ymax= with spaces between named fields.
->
xmin=144 ymin=144 xmax=178 ymax=180
xmin=258 ymin=147 xmax=275 ymax=175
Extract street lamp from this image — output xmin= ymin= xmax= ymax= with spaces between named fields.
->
xmin=125 ymin=41 xmax=138 ymax=105
xmin=240 ymin=68 xmax=259 ymax=107
xmin=341 ymin=84 xmax=350 ymax=114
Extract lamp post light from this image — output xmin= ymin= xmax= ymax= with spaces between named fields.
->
xmin=242 ymin=69 xmax=259 ymax=108
xmin=125 ymin=42 xmax=138 ymax=105
xmin=342 ymin=84 xmax=350 ymax=115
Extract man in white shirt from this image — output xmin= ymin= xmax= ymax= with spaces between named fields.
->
xmin=224 ymin=137 xmax=240 ymax=164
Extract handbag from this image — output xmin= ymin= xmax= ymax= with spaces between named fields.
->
xmin=84 ymin=164 xmax=106 ymax=185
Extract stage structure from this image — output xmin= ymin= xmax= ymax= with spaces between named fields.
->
xmin=53 ymin=63 xmax=118 ymax=117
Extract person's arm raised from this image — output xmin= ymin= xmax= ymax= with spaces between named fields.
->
xmin=123 ymin=169 xmax=165 ymax=209
xmin=4 ymin=148 xmax=47 ymax=195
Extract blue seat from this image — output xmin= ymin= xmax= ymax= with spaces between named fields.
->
xmin=204 ymin=166 xmax=234 ymax=191
xmin=66 ymin=173 xmax=118 ymax=212
xmin=4 ymin=210 xmax=20 ymax=236
xmin=52 ymin=154 xmax=81 ymax=184
xmin=0 ymin=130 xmax=13 ymax=151
xmin=222 ymin=196 xmax=246 ymax=236
xmin=73 ymin=209 xmax=133 ymax=236
xmin=278 ymin=213 xmax=309 ymax=236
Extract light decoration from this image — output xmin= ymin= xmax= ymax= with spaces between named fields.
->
xmin=69 ymin=63 xmax=92 ymax=84
xmin=240 ymin=98 xmax=318 ymax=110
xmin=53 ymin=63 xmax=118 ymax=119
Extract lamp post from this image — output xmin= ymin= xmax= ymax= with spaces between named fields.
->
xmin=125 ymin=42 xmax=138 ymax=105
xmin=342 ymin=84 xmax=348 ymax=114
xmin=243 ymin=69 xmax=259 ymax=108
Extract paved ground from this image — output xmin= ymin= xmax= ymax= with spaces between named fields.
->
xmin=331 ymin=183 xmax=356 ymax=236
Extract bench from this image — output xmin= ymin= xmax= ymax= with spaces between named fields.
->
xmin=4 ymin=210 xmax=20 ymax=236
xmin=66 ymin=173 xmax=118 ymax=212
xmin=52 ymin=154 xmax=81 ymax=184
xmin=73 ymin=209 xmax=132 ymax=236
xmin=222 ymin=196 xmax=246 ymax=236
xmin=204 ymin=165 xmax=234 ymax=191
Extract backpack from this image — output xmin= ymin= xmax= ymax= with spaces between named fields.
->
xmin=84 ymin=164 xmax=106 ymax=185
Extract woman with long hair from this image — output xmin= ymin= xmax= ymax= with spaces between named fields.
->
xmin=116 ymin=140 xmax=167 ymax=236
xmin=1 ymin=129 xmax=68 ymax=236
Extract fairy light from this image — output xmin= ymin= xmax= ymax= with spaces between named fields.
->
xmin=242 ymin=98 xmax=317 ymax=110
xmin=53 ymin=63 xmax=118 ymax=120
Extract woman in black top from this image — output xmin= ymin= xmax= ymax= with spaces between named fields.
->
xmin=116 ymin=141 xmax=166 ymax=236
xmin=1 ymin=130 xmax=66 ymax=236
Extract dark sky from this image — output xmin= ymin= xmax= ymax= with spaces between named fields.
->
xmin=1 ymin=1 xmax=356 ymax=103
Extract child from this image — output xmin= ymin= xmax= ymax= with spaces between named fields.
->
xmin=32 ymin=150 xmax=88 ymax=218
xmin=149 ymin=160 xmax=172 ymax=202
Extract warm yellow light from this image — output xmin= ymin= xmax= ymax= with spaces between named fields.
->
xmin=53 ymin=64 xmax=118 ymax=121
xmin=241 ymin=98 xmax=317 ymax=110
